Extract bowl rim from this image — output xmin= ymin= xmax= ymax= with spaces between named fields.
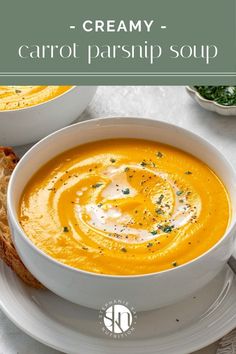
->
xmin=0 ymin=85 xmax=77 ymax=114
xmin=7 ymin=116 xmax=236 ymax=279
xmin=186 ymin=86 xmax=236 ymax=109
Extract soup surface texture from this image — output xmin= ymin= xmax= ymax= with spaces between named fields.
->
xmin=19 ymin=139 xmax=230 ymax=275
xmin=0 ymin=86 xmax=72 ymax=110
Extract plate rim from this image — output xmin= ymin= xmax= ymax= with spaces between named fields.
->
xmin=1 ymin=262 xmax=236 ymax=354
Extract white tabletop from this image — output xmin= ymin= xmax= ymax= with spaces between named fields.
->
xmin=1 ymin=85 xmax=235 ymax=354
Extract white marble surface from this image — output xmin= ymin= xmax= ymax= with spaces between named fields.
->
xmin=1 ymin=86 xmax=236 ymax=354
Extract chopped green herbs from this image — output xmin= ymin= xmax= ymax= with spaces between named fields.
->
xmin=110 ymin=158 xmax=116 ymax=163
xmin=194 ymin=86 xmax=236 ymax=106
xmin=147 ymin=242 xmax=153 ymax=248
xmin=150 ymin=230 xmax=157 ymax=235
xmin=121 ymin=247 xmax=127 ymax=252
xmin=124 ymin=167 xmax=130 ymax=172
xmin=92 ymin=183 xmax=103 ymax=188
xmin=176 ymin=190 xmax=183 ymax=196
xmin=156 ymin=151 xmax=163 ymax=158
xmin=157 ymin=194 xmax=164 ymax=204
xmin=122 ymin=188 xmax=130 ymax=195
xmin=184 ymin=171 xmax=192 ymax=175
xmin=156 ymin=208 xmax=164 ymax=215
xmin=163 ymin=225 xmax=174 ymax=233
xmin=172 ymin=261 xmax=178 ymax=267
xmin=63 ymin=226 xmax=69 ymax=233
xmin=140 ymin=161 xmax=147 ymax=167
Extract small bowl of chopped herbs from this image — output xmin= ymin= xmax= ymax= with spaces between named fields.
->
xmin=186 ymin=86 xmax=236 ymax=116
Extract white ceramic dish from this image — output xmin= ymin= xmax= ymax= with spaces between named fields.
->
xmin=0 ymin=86 xmax=97 ymax=146
xmin=186 ymin=86 xmax=236 ymax=116
xmin=7 ymin=117 xmax=236 ymax=311
xmin=0 ymin=261 xmax=236 ymax=354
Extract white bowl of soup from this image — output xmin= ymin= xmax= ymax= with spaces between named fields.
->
xmin=7 ymin=117 xmax=236 ymax=311
xmin=0 ymin=86 xmax=97 ymax=146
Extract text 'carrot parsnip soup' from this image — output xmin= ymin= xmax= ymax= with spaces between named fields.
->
xmin=19 ymin=139 xmax=231 ymax=275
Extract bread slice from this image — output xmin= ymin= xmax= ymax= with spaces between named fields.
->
xmin=0 ymin=147 xmax=42 ymax=288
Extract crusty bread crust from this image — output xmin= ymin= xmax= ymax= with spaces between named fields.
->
xmin=0 ymin=147 xmax=42 ymax=288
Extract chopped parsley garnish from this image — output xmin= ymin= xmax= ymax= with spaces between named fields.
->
xmin=124 ymin=167 xmax=130 ymax=172
xmin=92 ymin=183 xmax=103 ymax=188
xmin=156 ymin=151 xmax=163 ymax=158
xmin=147 ymin=242 xmax=153 ymax=248
xmin=163 ymin=225 xmax=174 ymax=233
xmin=176 ymin=190 xmax=183 ymax=196
xmin=122 ymin=188 xmax=130 ymax=195
xmin=184 ymin=171 xmax=192 ymax=175
xmin=172 ymin=261 xmax=178 ymax=267
xmin=156 ymin=208 xmax=164 ymax=215
xmin=194 ymin=86 xmax=236 ymax=106
xmin=63 ymin=226 xmax=69 ymax=233
xmin=157 ymin=194 xmax=164 ymax=204
xmin=97 ymin=203 xmax=103 ymax=208
xmin=150 ymin=230 xmax=157 ymax=235
xmin=121 ymin=247 xmax=127 ymax=252
xmin=140 ymin=161 xmax=147 ymax=167
xmin=110 ymin=158 xmax=116 ymax=163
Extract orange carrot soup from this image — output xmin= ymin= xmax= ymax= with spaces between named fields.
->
xmin=0 ymin=86 xmax=72 ymax=110
xmin=19 ymin=139 xmax=231 ymax=275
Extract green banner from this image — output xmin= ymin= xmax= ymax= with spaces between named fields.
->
xmin=0 ymin=0 xmax=235 ymax=84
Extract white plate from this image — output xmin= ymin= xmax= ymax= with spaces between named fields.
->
xmin=0 ymin=262 xmax=236 ymax=354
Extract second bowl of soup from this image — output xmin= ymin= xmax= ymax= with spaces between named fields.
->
xmin=0 ymin=85 xmax=97 ymax=146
